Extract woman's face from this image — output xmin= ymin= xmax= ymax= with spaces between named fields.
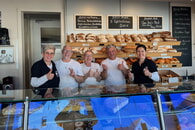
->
xmin=42 ymin=49 xmax=55 ymax=63
xmin=136 ymin=47 xmax=146 ymax=59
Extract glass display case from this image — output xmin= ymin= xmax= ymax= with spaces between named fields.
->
xmin=0 ymin=81 xmax=195 ymax=130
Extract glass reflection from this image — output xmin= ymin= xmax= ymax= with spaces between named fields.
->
xmin=0 ymin=102 xmax=24 ymax=130
xmin=91 ymin=95 xmax=160 ymax=129
xmin=161 ymin=92 xmax=195 ymax=130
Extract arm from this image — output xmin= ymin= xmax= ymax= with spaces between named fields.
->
xmin=31 ymin=69 xmax=54 ymax=87
xmin=30 ymin=76 xmax=48 ymax=87
xmin=101 ymin=64 xmax=108 ymax=80
xmin=118 ymin=60 xmax=129 ymax=78
xmin=69 ymin=68 xmax=84 ymax=83
xmin=150 ymin=71 xmax=160 ymax=82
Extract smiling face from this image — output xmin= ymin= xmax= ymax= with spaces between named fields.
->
xmin=136 ymin=46 xmax=146 ymax=60
xmin=107 ymin=46 xmax=117 ymax=60
xmin=84 ymin=51 xmax=93 ymax=65
xmin=62 ymin=45 xmax=73 ymax=62
xmin=42 ymin=49 xmax=55 ymax=64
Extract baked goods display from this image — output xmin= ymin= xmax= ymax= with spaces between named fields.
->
xmin=67 ymin=31 xmax=177 ymax=43
xmin=67 ymin=31 xmax=182 ymax=69
xmin=155 ymin=58 xmax=180 ymax=64
xmin=147 ymin=46 xmax=177 ymax=53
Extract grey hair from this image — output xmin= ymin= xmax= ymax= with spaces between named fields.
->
xmin=106 ymin=44 xmax=116 ymax=51
xmin=42 ymin=45 xmax=56 ymax=53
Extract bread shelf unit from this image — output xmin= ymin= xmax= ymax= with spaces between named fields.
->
xmin=67 ymin=41 xmax=182 ymax=68
xmin=66 ymin=41 xmax=181 ymax=47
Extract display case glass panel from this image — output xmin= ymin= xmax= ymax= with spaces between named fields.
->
xmin=0 ymin=101 xmax=24 ymax=130
xmin=161 ymin=92 xmax=195 ymax=130
xmin=27 ymin=94 xmax=161 ymax=130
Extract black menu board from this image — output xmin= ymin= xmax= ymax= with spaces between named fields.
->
xmin=138 ymin=16 xmax=163 ymax=29
xmin=75 ymin=15 xmax=102 ymax=30
xmin=107 ymin=15 xmax=133 ymax=29
xmin=172 ymin=6 xmax=192 ymax=66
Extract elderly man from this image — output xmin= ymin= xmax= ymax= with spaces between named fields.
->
xmin=101 ymin=44 xmax=129 ymax=86
xmin=55 ymin=45 xmax=84 ymax=91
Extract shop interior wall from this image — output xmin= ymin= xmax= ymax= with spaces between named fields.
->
xmin=0 ymin=0 xmax=64 ymax=89
xmin=0 ymin=0 xmax=194 ymax=90
xmin=65 ymin=0 xmax=195 ymax=76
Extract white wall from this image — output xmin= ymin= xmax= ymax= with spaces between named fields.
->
xmin=0 ymin=0 xmax=194 ymax=89
xmin=66 ymin=0 xmax=169 ymax=35
xmin=0 ymin=0 xmax=65 ymax=88
xmin=65 ymin=0 xmax=195 ymax=76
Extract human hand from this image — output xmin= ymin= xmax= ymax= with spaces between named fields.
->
xmin=118 ymin=61 xmax=125 ymax=71
xmin=85 ymin=69 xmax=93 ymax=77
xmin=143 ymin=67 xmax=152 ymax=77
xmin=46 ymin=69 xmax=54 ymax=80
xmin=102 ymin=64 xmax=108 ymax=71
xmin=128 ymin=70 xmax=134 ymax=80
xmin=69 ymin=68 xmax=75 ymax=77
xmin=94 ymin=69 xmax=100 ymax=78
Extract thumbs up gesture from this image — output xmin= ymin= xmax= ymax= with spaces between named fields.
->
xmin=46 ymin=69 xmax=54 ymax=80
xmin=94 ymin=69 xmax=100 ymax=78
xmin=69 ymin=68 xmax=75 ymax=77
xmin=143 ymin=66 xmax=152 ymax=77
xmin=118 ymin=61 xmax=125 ymax=71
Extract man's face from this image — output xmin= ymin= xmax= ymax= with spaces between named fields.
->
xmin=107 ymin=46 xmax=117 ymax=60
xmin=62 ymin=46 xmax=73 ymax=60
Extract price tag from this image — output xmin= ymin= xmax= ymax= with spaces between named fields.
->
xmin=152 ymin=42 xmax=158 ymax=46
xmin=99 ymin=43 xmax=105 ymax=46
xmin=161 ymin=53 xmax=167 ymax=56
xmin=121 ymin=43 xmax=127 ymax=46
xmin=128 ymin=54 xmax=136 ymax=57
xmin=169 ymin=77 xmax=179 ymax=83
xmin=162 ymin=65 xmax=168 ymax=68
xmin=162 ymin=83 xmax=168 ymax=86
xmin=76 ymin=55 xmax=82 ymax=58
xmin=82 ymin=43 xmax=89 ymax=46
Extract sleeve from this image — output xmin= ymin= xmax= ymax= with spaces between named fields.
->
xmin=149 ymin=60 xmax=160 ymax=81
xmin=30 ymin=76 xmax=48 ymax=87
xmin=151 ymin=71 xmax=160 ymax=82
xmin=122 ymin=59 xmax=129 ymax=69
xmin=31 ymin=62 xmax=48 ymax=87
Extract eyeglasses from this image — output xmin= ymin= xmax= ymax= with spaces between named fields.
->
xmin=63 ymin=50 xmax=73 ymax=53
xmin=45 ymin=52 xmax=55 ymax=55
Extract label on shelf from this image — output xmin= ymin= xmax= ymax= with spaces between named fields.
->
xmin=82 ymin=43 xmax=90 ymax=46
xmin=162 ymin=83 xmax=168 ymax=86
xmin=121 ymin=43 xmax=127 ymax=46
xmin=161 ymin=53 xmax=167 ymax=56
xmin=168 ymin=77 xmax=179 ymax=83
xmin=128 ymin=54 xmax=136 ymax=57
xmin=99 ymin=43 xmax=105 ymax=46
xmin=152 ymin=42 xmax=158 ymax=46
xmin=162 ymin=65 xmax=168 ymax=68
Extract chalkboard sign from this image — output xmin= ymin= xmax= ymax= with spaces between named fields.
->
xmin=172 ymin=6 xmax=192 ymax=66
xmin=75 ymin=15 xmax=102 ymax=30
xmin=107 ymin=15 xmax=133 ymax=29
xmin=138 ymin=16 xmax=163 ymax=29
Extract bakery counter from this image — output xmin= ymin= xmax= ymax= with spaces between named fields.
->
xmin=1 ymin=81 xmax=195 ymax=130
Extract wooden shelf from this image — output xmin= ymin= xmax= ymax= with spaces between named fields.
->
xmin=157 ymin=63 xmax=182 ymax=68
xmin=126 ymin=52 xmax=182 ymax=57
xmin=66 ymin=41 xmax=181 ymax=47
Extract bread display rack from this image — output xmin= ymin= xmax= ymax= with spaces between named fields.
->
xmin=66 ymin=41 xmax=182 ymax=68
